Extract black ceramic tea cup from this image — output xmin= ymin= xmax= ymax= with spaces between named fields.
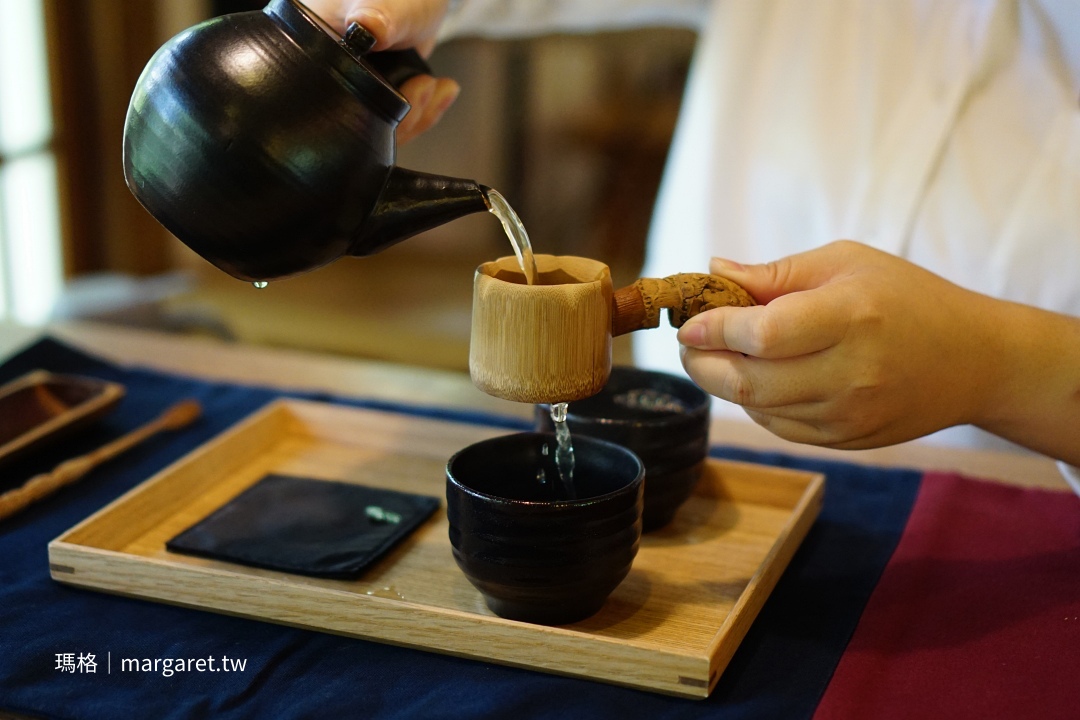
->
xmin=536 ymin=366 xmax=711 ymax=532
xmin=446 ymin=432 xmax=643 ymax=625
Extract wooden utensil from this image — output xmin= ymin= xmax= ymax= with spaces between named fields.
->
xmin=0 ymin=370 xmax=126 ymax=468
xmin=0 ymin=399 xmax=202 ymax=522
xmin=469 ymin=254 xmax=755 ymax=404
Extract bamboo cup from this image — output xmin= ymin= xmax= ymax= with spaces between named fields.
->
xmin=469 ymin=254 xmax=755 ymax=404
xmin=470 ymin=255 xmax=613 ymax=404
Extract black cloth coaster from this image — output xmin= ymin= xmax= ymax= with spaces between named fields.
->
xmin=166 ymin=474 xmax=440 ymax=579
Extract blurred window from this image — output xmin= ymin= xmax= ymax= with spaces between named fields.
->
xmin=0 ymin=0 xmax=62 ymax=324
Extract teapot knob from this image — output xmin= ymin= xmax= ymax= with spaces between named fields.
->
xmin=344 ymin=22 xmax=376 ymax=55
xmin=340 ymin=21 xmax=432 ymax=89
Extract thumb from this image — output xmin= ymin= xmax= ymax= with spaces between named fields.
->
xmin=347 ymin=5 xmax=399 ymax=50
xmin=344 ymin=1 xmax=446 ymax=53
xmin=708 ymin=242 xmax=849 ymax=304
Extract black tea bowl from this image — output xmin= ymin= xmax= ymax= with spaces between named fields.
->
xmin=537 ymin=366 xmax=711 ymax=532
xmin=446 ymin=432 xmax=643 ymax=625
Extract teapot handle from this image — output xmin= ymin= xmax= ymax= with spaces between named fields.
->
xmin=343 ymin=22 xmax=433 ymax=88
xmin=367 ymin=49 xmax=433 ymax=88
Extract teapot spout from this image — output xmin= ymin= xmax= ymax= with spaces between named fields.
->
xmin=351 ymin=167 xmax=491 ymax=256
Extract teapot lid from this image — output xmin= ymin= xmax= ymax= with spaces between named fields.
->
xmin=265 ymin=0 xmax=409 ymax=123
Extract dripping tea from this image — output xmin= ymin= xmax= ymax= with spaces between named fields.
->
xmin=536 ymin=367 xmax=710 ymax=531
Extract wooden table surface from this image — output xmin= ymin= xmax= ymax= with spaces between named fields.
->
xmin=1 ymin=320 xmax=1068 ymax=492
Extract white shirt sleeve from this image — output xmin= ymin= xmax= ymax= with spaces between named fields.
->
xmin=439 ymin=0 xmax=710 ymax=41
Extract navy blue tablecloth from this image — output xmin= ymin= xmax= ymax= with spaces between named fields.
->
xmin=0 ymin=338 xmax=922 ymax=720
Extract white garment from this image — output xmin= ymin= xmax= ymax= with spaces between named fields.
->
xmin=442 ymin=1 xmax=1080 ymax=458
xmin=440 ymin=0 xmax=708 ymax=37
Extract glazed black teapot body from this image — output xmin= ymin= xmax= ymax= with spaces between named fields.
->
xmin=123 ymin=0 xmax=488 ymax=282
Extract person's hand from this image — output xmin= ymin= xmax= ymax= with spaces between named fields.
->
xmin=304 ymin=0 xmax=460 ymax=143
xmin=675 ymin=241 xmax=1011 ymax=449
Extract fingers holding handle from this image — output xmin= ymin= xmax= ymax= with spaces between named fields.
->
xmin=306 ymin=0 xmax=460 ymax=142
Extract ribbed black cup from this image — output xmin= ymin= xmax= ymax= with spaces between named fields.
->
xmin=537 ymin=366 xmax=710 ymax=532
xmin=446 ymin=432 xmax=643 ymax=625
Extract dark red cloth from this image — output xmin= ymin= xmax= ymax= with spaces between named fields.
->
xmin=814 ymin=472 xmax=1080 ymax=720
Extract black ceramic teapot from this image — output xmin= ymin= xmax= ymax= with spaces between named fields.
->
xmin=123 ymin=0 xmax=490 ymax=282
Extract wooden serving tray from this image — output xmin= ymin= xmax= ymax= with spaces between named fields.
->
xmin=49 ymin=399 xmax=824 ymax=698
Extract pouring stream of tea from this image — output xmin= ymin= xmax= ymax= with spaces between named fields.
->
xmin=485 ymin=188 xmax=538 ymax=286
xmin=484 ymin=188 xmax=577 ymax=497
xmin=549 ymin=402 xmax=576 ymax=499
xmin=248 ymin=187 xmax=570 ymax=496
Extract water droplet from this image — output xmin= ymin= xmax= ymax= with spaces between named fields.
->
xmin=252 ymin=281 xmax=268 ymax=289
xmin=365 ymin=585 xmax=405 ymax=600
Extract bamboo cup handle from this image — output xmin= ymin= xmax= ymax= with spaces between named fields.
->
xmin=0 ymin=399 xmax=202 ymax=522
xmin=611 ymin=273 xmax=756 ymax=337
